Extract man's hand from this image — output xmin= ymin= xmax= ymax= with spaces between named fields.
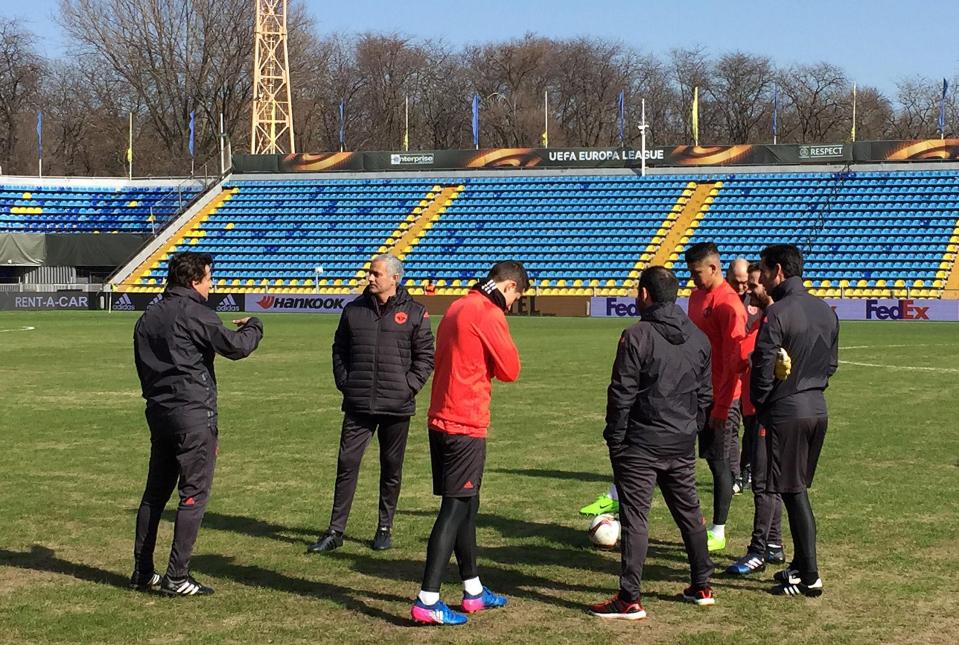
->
xmin=232 ymin=317 xmax=252 ymax=327
xmin=708 ymin=416 xmax=725 ymax=433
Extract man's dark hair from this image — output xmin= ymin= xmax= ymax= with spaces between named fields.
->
xmin=638 ymin=265 xmax=679 ymax=303
xmin=488 ymin=260 xmax=530 ymax=292
xmin=166 ymin=252 xmax=213 ymax=290
xmin=760 ymin=244 xmax=804 ymax=278
xmin=684 ymin=241 xmax=720 ymax=265
xmin=747 ymin=262 xmax=761 ymax=274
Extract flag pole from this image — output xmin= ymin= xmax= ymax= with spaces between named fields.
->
xmin=543 ymin=89 xmax=549 ymax=148
xmin=404 ymin=95 xmax=410 ymax=151
xmin=219 ymin=112 xmax=225 ymax=175
xmin=851 ymin=83 xmax=857 ymax=143
xmin=128 ymin=112 xmax=134 ymax=179
xmin=640 ymin=98 xmax=647 ymax=177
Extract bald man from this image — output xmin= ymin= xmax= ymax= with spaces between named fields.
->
xmin=723 ymin=258 xmax=751 ymax=494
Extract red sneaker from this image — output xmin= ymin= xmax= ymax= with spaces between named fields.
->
xmin=588 ymin=594 xmax=647 ymax=620
xmin=682 ymin=585 xmax=716 ymax=606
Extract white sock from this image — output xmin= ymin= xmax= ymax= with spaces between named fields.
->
xmin=463 ymin=577 xmax=483 ymax=596
xmin=418 ymin=590 xmax=440 ymax=605
xmin=709 ymin=524 xmax=725 ymax=539
xmin=608 ymin=484 xmax=618 ymax=502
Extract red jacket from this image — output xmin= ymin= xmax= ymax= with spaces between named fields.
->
xmin=428 ymin=291 xmax=521 ymax=437
xmin=740 ymin=303 xmax=762 ymax=417
xmin=688 ymin=281 xmax=748 ymax=421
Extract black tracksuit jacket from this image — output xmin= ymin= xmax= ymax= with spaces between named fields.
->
xmin=604 ymin=301 xmax=713 ymax=457
xmin=750 ymin=276 xmax=839 ymax=423
xmin=133 ymin=286 xmax=263 ymax=432
xmin=332 ymin=285 xmax=434 ymax=417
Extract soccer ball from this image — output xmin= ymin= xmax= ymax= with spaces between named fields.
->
xmin=587 ymin=513 xmax=621 ymax=549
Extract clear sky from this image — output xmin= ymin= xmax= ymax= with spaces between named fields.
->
xmin=4 ymin=0 xmax=957 ymax=97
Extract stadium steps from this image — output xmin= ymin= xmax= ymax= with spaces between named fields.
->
xmin=387 ymin=184 xmax=463 ymax=263
xmin=648 ymin=181 xmax=721 ymax=270
xmin=939 ymin=217 xmax=959 ymax=298
xmin=111 ymin=184 xmax=235 ymax=292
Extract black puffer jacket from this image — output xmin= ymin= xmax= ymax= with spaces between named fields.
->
xmin=604 ymin=301 xmax=712 ymax=457
xmin=134 ymin=286 xmax=263 ymax=432
xmin=332 ymin=285 xmax=434 ymax=416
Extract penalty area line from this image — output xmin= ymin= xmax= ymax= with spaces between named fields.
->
xmin=0 ymin=326 xmax=36 ymax=333
xmin=839 ymin=359 xmax=959 ymax=373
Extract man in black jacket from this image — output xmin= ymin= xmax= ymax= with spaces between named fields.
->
xmin=132 ymin=252 xmax=263 ymax=596
xmin=308 ymin=254 xmax=434 ymax=553
xmin=751 ymin=244 xmax=839 ymax=597
xmin=589 ymin=266 xmax=716 ymax=621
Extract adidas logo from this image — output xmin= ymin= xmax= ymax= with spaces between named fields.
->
xmin=147 ymin=293 xmax=163 ymax=309
xmin=114 ymin=293 xmax=135 ymax=311
xmin=216 ymin=294 xmax=241 ymax=312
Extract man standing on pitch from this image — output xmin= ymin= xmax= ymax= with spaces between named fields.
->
xmin=410 ymin=261 xmax=527 ymax=626
xmin=132 ymin=251 xmax=263 ymax=596
xmin=751 ymin=244 xmax=838 ymax=597
xmin=308 ymin=254 xmax=434 ymax=553
xmin=726 ymin=263 xmax=786 ymax=575
xmin=725 ymin=257 xmax=751 ymax=492
xmin=589 ymin=266 xmax=716 ymax=620
xmin=685 ymin=242 xmax=748 ymax=552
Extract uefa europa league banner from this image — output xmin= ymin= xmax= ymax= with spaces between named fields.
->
xmin=233 ymin=139 xmax=959 ymax=173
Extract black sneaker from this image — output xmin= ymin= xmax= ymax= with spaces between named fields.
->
xmin=771 ymin=577 xmax=823 ymax=597
xmin=307 ymin=529 xmax=343 ymax=554
xmin=160 ymin=575 xmax=214 ymax=596
xmin=372 ymin=527 xmax=392 ymax=551
xmin=740 ymin=466 xmax=752 ymax=491
xmin=732 ymin=477 xmax=743 ymax=495
xmin=766 ymin=544 xmax=786 ymax=564
xmin=129 ymin=570 xmax=161 ymax=592
xmin=773 ymin=566 xmax=801 ymax=585
xmin=725 ymin=552 xmax=765 ymax=575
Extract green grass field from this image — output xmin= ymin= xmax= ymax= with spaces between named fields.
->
xmin=1 ymin=311 xmax=958 ymax=644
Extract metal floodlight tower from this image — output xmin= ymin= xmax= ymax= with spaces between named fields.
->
xmin=251 ymin=0 xmax=295 ymax=154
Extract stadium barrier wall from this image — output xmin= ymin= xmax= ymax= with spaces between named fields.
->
xmin=91 ymin=293 xmax=959 ymax=321
xmin=233 ymin=139 xmax=959 ymax=173
xmin=590 ymin=297 xmax=959 ymax=321
xmin=101 ymin=292 xmax=587 ymax=316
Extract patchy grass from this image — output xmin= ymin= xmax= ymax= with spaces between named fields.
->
xmin=1 ymin=312 xmax=957 ymax=643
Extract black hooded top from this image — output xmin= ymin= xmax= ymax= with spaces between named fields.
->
xmin=604 ymin=301 xmax=713 ymax=456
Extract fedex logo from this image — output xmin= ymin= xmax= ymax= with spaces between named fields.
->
xmin=865 ymin=299 xmax=929 ymax=320
xmin=606 ymin=298 xmax=639 ymax=317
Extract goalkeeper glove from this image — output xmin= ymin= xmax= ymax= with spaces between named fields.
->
xmin=774 ymin=347 xmax=792 ymax=380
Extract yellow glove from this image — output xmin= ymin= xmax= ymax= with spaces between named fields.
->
xmin=774 ymin=347 xmax=792 ymax=380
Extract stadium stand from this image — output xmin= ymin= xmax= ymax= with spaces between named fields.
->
xmin=114 ymin=169 xmax=959 ymax=299
xmin=0 ymin=182 xmax=202 ymax=234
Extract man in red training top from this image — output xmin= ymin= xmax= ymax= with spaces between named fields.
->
xmin=685 ymin=242 xmax=748 ymax=552
xmin=410 ymin=261 xmax=528 ymax=626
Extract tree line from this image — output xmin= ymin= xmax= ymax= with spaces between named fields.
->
xmin=0 ymin=0 xmax=956 ymax=177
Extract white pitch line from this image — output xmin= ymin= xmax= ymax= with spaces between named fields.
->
xmin=0 ymin=326 xmax=35 ymax=333
xmin=839 ymin=359 xmax=959 ymax=373
xmin=840 ymin=344 xmax=948 ymax=350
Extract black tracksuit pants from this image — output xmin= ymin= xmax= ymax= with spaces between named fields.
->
xmin=611 ymin=446 xmax=714 ymax=602
xmin=328 ymin=413 xmax=411 ymax=533
xmin=745 ymin=419 xmax=783 ymax=553
xmin=134 ymin=423 xmax=218 ymax=579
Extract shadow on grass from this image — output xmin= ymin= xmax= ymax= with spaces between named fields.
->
xmin=0 ymin=545 xmax=128 ymax=588
xmin=488 ymin=467 xmax=612 ymax=484
xmin=191 ymin=554 xmax=414 ymax=627
xmin=159 ymin=510 xmax=376 ymax=548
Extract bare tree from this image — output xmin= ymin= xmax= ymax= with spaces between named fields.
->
xmin=708 ymin=52 xmax=775 ymax=144
xmin=0 ymin=19 xmax=44 ymax=173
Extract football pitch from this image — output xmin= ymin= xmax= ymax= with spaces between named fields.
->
xmin=1 ymin=311 xmax=957 ymax=644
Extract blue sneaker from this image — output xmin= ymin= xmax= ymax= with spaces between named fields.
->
xmin=462 ymin=586 xmax=508 ymax=613
xmin=725 ymin=551 xmax=766 ymax=575
xmin=410 ymin=598 xmax=468 ymax=625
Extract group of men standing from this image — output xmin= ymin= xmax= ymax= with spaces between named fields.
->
xmin=128 ymin=242 xmax=837 ymax=624
xmin=590 ymin=242 xmax=839 ymax=620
